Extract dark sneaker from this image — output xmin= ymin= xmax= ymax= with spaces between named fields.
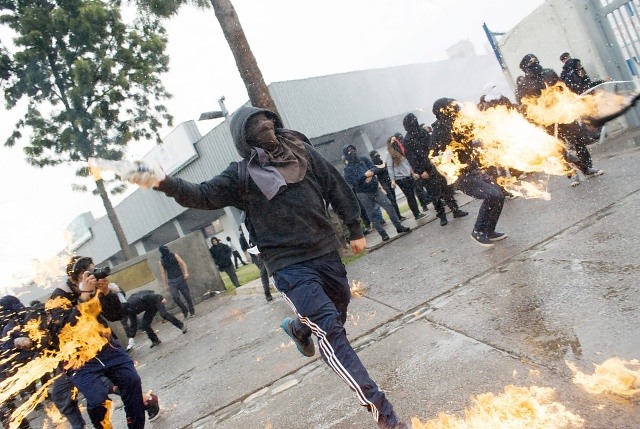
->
xmin=144 ymin=392 xmax=160 ymax=422
xmin=380 ymin=231 xmax=390 ymax=241
xmin=488 ymin=231 xmax=507 ymax=241
xmin=398 ymin=216 xmax=407 ymax=221
xmin=453 ymin=209 xmax=468 ymax=218
xmin=415 ymin=212 xmax=426 ymax=220
xmin=471 ymin=230 xmax=494 ymax=247
xmin=150 ymin=340 xmax=162 ymax=349
xmin=439 ymin=216 xmax=448 ymax=226
xmin=265 ymin=294 xmax=273 ymax=302
xmin=396 ymin=226 xmax=410 ymax=233
xmin=281 ymin=317 xmax=315 ymax=357
xmin=181 ymin=325 xmax=188 ymax=334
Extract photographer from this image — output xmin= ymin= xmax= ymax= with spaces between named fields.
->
xmin=46 ymin=256 xmax=147 ymax=429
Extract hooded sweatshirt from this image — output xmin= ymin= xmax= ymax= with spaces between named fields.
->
xmin=342 ymin=144 xmax=380 ymax=194
xmin=156 ymin=106 xmax=363 ymax=274
xmin=402 ymin=113 xmax=436 ymax=176
xmin=431 ymin=97 xmax=477 ymax=175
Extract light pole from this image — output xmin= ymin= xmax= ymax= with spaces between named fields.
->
xmin=198 ymin=96 xmax=229 ymax=121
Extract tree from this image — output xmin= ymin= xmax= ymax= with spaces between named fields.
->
xmin=137 ymin=0 xmax=278 ymax=113
xmin=0 ymin=0 xmax=173 ymax=261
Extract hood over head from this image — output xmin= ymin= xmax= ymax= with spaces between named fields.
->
xmin=564 ymin=58 xmax=581 ymax=72
xmin=432 ymin=97 xmax=459 ymax=121
xmin=159 ymin=245 xmax=170 ymax=256
xmin=230 ymin=106 xmax=284 ymax=159
xmin=402 ymin=113 xmax=420 ymax=133
xmin=520 ymin=53 xmax=543 ymax=75
xmin=342 ymin=144 xmax=359 ymax=163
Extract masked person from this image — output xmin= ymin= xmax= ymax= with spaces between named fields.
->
xmin=343 ymin=144 xmax=411 ymax=242
xmin=46 ymin=256 xmax=148 ymax=429
xmin=403 ymin=113 xmax=468 ymax=226
xmin=561 ymin=58 xmax=608 ymax=95
xmin=122 ymin=290 xmax=187 ymax=350
xmin=516 ymin=53 xmax=604 ymax=185
xmin=209 ymin=237 xmax=242 ymax=289
xmin=124 ymin=106 xmax=408 ymax=429
xmin=431 ymin=98 xmax=507 ymax=247
xmin=369 ymin=149 xmax=403 ymax=220
xmin=158 ymin=245 xmax=195 ymax=319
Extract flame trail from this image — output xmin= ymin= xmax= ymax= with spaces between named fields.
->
xmin=567 ymin=358 xmax=640 ymax=399
xmin=411 ymin=385 xmax=584 ymax=428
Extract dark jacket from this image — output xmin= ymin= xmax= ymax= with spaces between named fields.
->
xmin=561 ymin=59 xmax=604 ymax=95
xmin=515 ymin=68 xmax=560 ymax=104
xmin=402 ymin=113 xmax=437 ymax=176
xmin=157 ymin=107 xmax=363 ymax=274
xmin=431 ymin=98 xmax=478 ymax=176
xmin=123 ymin=290 xmax=158 ymax=316
xmin=342 ymin=145 xmax=380 ymax=194
xmin=209 ymin=243 xmax=233 ymax=270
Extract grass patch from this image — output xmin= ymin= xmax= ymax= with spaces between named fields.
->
xmin=220 ymin=263 xmax=260 ymax=289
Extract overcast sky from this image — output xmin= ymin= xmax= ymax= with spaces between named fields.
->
xmin=0 ymin=0 xmax=545 ymax=294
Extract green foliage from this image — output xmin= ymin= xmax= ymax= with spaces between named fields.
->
xmin=0 ymin=0 xmax=174 ymax=191
xmin=133 ymin=0 xmax=211 ymax=18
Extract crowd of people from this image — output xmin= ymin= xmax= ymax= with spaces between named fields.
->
xmin=0 ymin=51 xmax=613 ymax=429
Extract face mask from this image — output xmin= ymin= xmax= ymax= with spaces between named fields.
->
xmin=527 ymin=63 xmax=543 ymax=75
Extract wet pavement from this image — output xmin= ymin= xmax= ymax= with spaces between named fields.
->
xmin=33 ymin=136 xmax=640 ymax=428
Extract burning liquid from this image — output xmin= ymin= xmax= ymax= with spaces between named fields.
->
xmin=567 ymin=358 xmax=640 ymax=399
xmin=432 ymin=83 xmax=639 ymax=198
xmin=0 ymin=295 xmax=112 ymax=428
xmin=411 ymin=385 xmax=584 ymax=429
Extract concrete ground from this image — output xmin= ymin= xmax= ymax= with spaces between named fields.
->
xmin=29 ymin=133 xmax=640 ymax=428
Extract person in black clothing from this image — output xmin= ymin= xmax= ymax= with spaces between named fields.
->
xmin=125 ymin=105 xmax=408 ymax=429
xmin=403 ymin=113 xmax=468 ymax=226
xmin=247 ymin=245 xmax=273 ymax=302
xmin=122 ymin=290 xmax=187 ymax=350
xmin=431 ymin=98 xmax=506 ymax=247
xmin=158 ymin=245 xmax=195 ymax=319
xmin=561 ymin=58 xmax=608 ymax=95
xmin=369 ymin=150 xmax=404 ymax=220
xmin=209 ymin=237 xmax=241 ymax=289
xmin=238 ymin=230 xmax=250 ymax=261
xmin=343 ymin=144 xmax=410 ymax=242
xmin=226 ymin=236 xmax=248 ymax=269
xmin=516 ymin=53 xmax=603 ymax=184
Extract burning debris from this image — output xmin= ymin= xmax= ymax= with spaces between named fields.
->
xmin=567 ymin=358 xmax=640 ymax=400
xmin=411 ymin=385 xmax=584 ymax=429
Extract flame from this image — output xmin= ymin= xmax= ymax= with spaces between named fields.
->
xmin=44 ymin=402 xmax=66 ymax=427
xmin=431 ymin=103 xmax=569 ymax=198
xmin=567 ymin=358 xmax=640 ymax=399
xmin=521 ymin=82 xmax=631 ymax=126
xmin=411 ymin=385 xmax=584 ymax=428
xmin=30 ymin=253 xmax=75 ymax=289
xmin=0 ymin=294 xmax=113 ymax=426
xmin=350 ymin=280 xmax=367 ymax=297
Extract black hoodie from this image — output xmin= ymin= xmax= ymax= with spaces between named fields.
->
xmin=402 ymin=113 xmax=436 ymax=176
xmin=156 ymin=106 xmax=363 ymax=274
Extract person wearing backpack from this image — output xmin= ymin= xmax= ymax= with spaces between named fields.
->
xmin=124 ymin=106 xmax=408 ymax=429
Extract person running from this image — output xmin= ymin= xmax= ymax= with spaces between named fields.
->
xmin=124 ymin=105 xmax=408 ymax=429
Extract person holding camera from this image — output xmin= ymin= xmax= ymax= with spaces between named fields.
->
xmin=46 ymin=256 xmax=148 ymax=429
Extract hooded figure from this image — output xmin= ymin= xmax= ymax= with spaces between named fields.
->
xmin=403 ymin=111 xmax=468 ymax=226
xmin=127 ymin=105 xmax=408 ymax=428
xmin=561 ymin=58 xmax=605 ymax=95
xmin=515 ymin=54 xmax=561 ymax=104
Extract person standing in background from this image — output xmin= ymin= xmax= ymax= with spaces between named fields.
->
xmin=226 ymin=236 xmax=248 ymax=269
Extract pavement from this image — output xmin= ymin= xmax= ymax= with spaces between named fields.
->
xmin=28 ymin=133 xmax=640 ymax=429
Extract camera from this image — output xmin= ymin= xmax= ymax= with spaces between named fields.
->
xmin=91 ymin=267 xmax=111 ymax=280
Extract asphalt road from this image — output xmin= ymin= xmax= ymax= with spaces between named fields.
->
xmin=33 ymin=135 xmax=640 ymax=429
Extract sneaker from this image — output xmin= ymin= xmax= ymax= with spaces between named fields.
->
xmin=570 ymin=174 xmax=580 ymax=187
xmin=281 ymin=317 xmax=315 ymax=357
xmin=150 ymin=340 xmax=162 ymax=349
xmin=488 ymin=231 xmax=507 ymax=241
xmin=439 ymin=216 xmax=448 ymax=226
xmin=144 ymin=393 xmax=160 ymax=422
xmin=453 ymin=209 xmax=468 ymax=218
xmin=265 ymin=294 xmax=273 ymax=302
xmin=398 ymin=216 xmax=407 ymax=221
xmin=414 ymin=213 xmax=426 ymax=220
xmin=126 ymin=338 xmax=135 ymax=352
xmin=380 ymin=232 xmax=390 ymax=241
xmin=181 ymin=325 xmax=188 ymax=334
xmin=396 ymin=226 xmax=410 ymax=233
xmin=471 ymin=230 xmax=494 ymax=247
xmin=585 ymin=168 xmax=604 ymax=177
xmin=189 ymin=313 xmax=196 ymax=319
